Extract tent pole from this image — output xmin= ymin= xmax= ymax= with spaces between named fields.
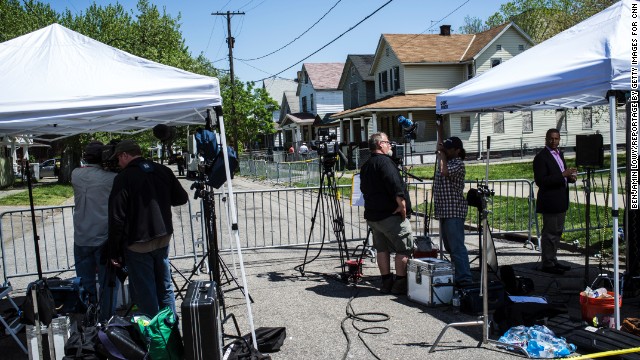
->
xmin=214 ymin=106 xmax=258 ymax=348
xmin=608 ymin=95 xmax=620 ymax=329
xmin=25 ymin=161 xmax=43 ymax=280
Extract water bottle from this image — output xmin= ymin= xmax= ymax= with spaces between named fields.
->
xmin=452 ymin=290 xmax=460 ymax=310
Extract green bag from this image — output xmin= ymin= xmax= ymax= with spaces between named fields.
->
xmin=133 ymin=307 xmax=184 ymax=360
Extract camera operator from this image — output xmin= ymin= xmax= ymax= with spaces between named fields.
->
xmin=360 ymin=132 xmax=413 ymax=295
xmin=107 ymin=140 xmax=188 ymax=318
xmin=71 ymin=141 xmax=119 ymax=321
xmin=434 ymin=122 xmax=473 ymax=287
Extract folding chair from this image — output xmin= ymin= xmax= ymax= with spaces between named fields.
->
xmin=0 ymin=284 xmax=27 ymax=354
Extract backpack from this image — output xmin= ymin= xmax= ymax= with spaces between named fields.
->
xmin=207 ymin=146 xmax=238 ymax=189
xmin=133 ymin=307 xmax=183 ymax=360
xmin=21 ymin=278 xmax=57 ymax=326
xmin=98 ymin=316 xmax=147 ymax=360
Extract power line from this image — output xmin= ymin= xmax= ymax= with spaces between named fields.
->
xmin=237 ymin=0 xmax=343 ymax=61
xmin=252 ymin=0 xmax=393 ymax=83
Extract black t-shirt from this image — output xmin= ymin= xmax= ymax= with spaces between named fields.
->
xmin=360 ymin=153 xmax=411 ymax=221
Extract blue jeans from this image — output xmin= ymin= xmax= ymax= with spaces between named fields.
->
xmin=74 ymin=244 xmax=119 ymax=322
xmin=125 ymin=246 xmax=175 ymax=318
xmin=440 ymin=218 xmax=472 ymax=283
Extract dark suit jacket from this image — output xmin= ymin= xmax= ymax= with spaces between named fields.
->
xmin=533 ymin=147 xmax=574 ymax=214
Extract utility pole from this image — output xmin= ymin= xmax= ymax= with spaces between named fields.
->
xmin=212 ymin=11 xmax=245 ymax=154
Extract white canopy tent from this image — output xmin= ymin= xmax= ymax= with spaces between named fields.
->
xmin=0 ymin=23 xmax=221 ymax=138
xmin=437 ymin=0 xmax=636 ymax=328
xmin=0 ymin=24 xmax=258 ymax=345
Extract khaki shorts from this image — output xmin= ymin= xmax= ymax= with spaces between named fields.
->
xmin=367 ymin=216 xmax=413 ymax=255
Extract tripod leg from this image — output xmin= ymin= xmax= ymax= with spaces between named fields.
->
xmin=296 ymin=170 xmax=327 ymax=276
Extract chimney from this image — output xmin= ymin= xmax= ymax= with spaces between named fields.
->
xmin=440 ymin=25 xmax=451 ymax=36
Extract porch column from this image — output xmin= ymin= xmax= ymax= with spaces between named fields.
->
xmin=360 ymin=115 xmax=366 ymax=142
xmin=371 ymin=112 xmax=378 ymax=133
xmin=339 ymin=119 xmax=344 ymax=143
xmin=10 ymin=137 xmax=17 ymax=174
xmin=349 ymin=117 xmax=354 ymax=143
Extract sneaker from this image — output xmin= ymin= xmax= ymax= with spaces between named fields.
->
xmin=380 ymin=277 xmax=394 ymax=294
xmin=391 ymin=278 xmax=407 ymax=295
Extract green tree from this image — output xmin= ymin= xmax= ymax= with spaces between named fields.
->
xmin=486 ymin=0 xmax=615 ymax=43
xmin=458 ymin=15 xmax=489 ymax=34
xmin=0 ymin=0 xmax=58 ymax=42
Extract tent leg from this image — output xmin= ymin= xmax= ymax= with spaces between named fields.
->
xmin=608 ymin=95 xmax=620 ymax=330
xmin=214 ymin=106 xmax=258 ymax=348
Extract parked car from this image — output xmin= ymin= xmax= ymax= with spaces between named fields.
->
xmin=39 ymin=158 xmax=61 ymax=178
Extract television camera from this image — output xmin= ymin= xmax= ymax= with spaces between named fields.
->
xmin=466 ymin=184 xmax=495 ymax=209
xmin=316 ymin=129 xmax=339 ymax=158
xmin=100 ymin=140 xmax=121 ymax=172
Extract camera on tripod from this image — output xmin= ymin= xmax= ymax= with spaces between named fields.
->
xmin=466 ymin=185 xmax=494 ymax=209
xmin=390 ymin=141 xmax=403 ymax=165
xmin=316 ymin=129 xmax=339 ymax=158
xmin=100 ymin=140 xmax=122 ymax=172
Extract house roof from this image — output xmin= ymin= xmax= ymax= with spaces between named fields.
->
xmin=263 ymin=77 xmax=298 ymax=101
xmin=280 ymin=112 xmax=318 ymax=127
xmin=282 ymin=91 xmax=300 ymax=114
xmin=330 ymin=93 xmax=437 ymax=119
xmin=303 ymin=63 xmax=344 ymax=90
xmin=373 ymin=22 xmax=527 ymax=72
xmin=338 ymin=54 xmax=374 ymax=89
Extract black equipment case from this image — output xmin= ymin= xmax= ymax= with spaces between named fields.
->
xmin=181 ymin=281 xmax=223 ymax=360
xmin=459 ymin=280 xmax=506 ymax=315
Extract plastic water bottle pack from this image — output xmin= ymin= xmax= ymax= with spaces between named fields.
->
xmin=498 ymin=325 xmax=576 ymax=358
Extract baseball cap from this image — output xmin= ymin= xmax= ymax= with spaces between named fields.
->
xmin=443 ymin=137 xmax=463 ymax=149
xmin=109 ymin=139 xmax=141 ymax=160
xmin=83 ymin=141 xmax=104 ymax=163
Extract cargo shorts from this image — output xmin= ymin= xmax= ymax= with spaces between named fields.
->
xmin=367 ymin=215 xmax=413 ymax=255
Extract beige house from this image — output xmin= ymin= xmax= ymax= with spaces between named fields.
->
xmin=332 ymin=24 xmax=627 ymax=162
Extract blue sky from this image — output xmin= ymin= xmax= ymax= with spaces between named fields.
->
xmin=47 ymin=0 xmax=507 ymax=83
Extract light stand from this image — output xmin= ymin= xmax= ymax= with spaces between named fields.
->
xmin=582 ymin=167 xmax=593 ymax=287
xmin=25 ymin=161 xmax=43 ymax=280
xmin=430 ymin=192 xmax=529 ymax=357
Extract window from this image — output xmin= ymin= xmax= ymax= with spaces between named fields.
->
xmin=491 ymin=58 xmax=502 ymax=68
xmin=381 ymin=70 xmax=388 ymax=93
xmin=461 ymin=116 xmax=471 ymax=132
xmin=378 ymin=73 xmax=382 ymax=93
xmin=386 ymin=47 xmax=390 ymax=56
xmin=350 ymin=66 xmax=356 ymax=77
xmin=493 ymin=113 xmax=504 ymax=133
xmin=467 ymin=63 xmax=474 ymax=79
xmin=304 ymin=71 xmax=309 ymax=84
xmin=302 ymin=96 xmax=307 ymax=113
xmin=556 ymin=110 xmax=567 ymax=132
xmin=393 ymin=66 xmax=400 ymax=90
xmin=350 ymin=83 xmax=359 ymax=108
xmin=522 ymin=111 xmax=533 ymax=133
xmin=496 ymin=44 xmax=502 ymax=50
xmin=518 ymin=44 xmax=525 ymax=51
xmin=310 ymin=94 xmax=314 ymax=112
xmin=582 ymin=108 xmax=593 ymax=129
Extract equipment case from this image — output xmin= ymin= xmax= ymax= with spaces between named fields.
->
xmin=181 ymin=281 xmax=223 ymax=360
xmin=407 ymin=258 xmax=454 ymax=306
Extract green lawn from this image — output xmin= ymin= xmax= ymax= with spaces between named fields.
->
xmin=0 ymin=184 xmax=74 ymax=206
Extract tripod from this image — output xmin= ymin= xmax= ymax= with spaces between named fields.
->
xmin=175 ymin=177 xmax=253 ymax=317
xmin=296 ymin=154 xmax=352 ymax=281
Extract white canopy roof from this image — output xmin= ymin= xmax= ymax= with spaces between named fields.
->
xmin=0 ymin=24 xmax=222 ymax=139
xmin=436 ymin=0 xmax=634 ymax=114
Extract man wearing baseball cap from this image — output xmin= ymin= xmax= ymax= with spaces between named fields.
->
xmin=434 ymin=122 xmax=473 ymax=287
xmin=107 ymin=139 xmax=188 ymax=318
xmin=72 ymin=141 xmax=119 ymax=321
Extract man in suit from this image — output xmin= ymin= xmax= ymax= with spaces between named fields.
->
xmin=533 ymin=129 xmax=577 ymax=275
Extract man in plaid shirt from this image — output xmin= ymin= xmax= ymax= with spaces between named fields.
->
xmin=434 ymin=122 xmax=472 ymax=286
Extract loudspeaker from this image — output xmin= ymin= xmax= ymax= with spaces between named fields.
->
xmin=575 ymin=134 xmax=604 ymax=168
